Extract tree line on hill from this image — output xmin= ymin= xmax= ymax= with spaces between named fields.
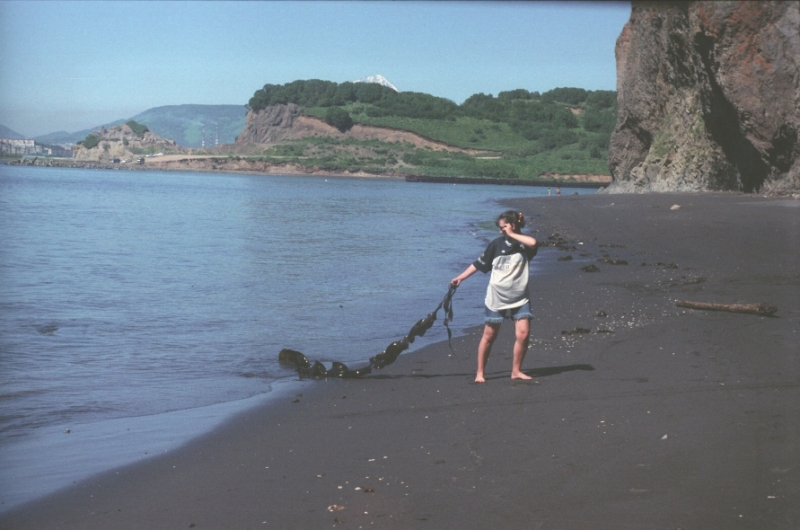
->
xmin=247 ymin=79 xmax=617 ymax=143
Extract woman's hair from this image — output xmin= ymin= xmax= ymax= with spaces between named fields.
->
xmin=497 ymin=210 xmax=526 ymax=232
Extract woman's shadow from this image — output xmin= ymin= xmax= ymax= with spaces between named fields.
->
xmin=525 ymin=364 xmax=595 ymax=377
xmin=480 ymin=363 xmax=594 ymax=381
xmin=370 ymin=363 xmax=594 ymax=380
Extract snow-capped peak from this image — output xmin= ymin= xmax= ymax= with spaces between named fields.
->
xmin=353 ymin=74 xmax=399 ymax=92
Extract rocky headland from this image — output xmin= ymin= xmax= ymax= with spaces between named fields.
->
xmin=72 ymin=123 xmax=184 ymax=163
xmin=608 ymin=1 xmax=799 ymax=195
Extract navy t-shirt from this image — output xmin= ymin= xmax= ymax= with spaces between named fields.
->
xmin=473 ymin=237 xmax=538 ymax=311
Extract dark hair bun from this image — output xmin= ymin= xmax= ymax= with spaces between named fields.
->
xmin=497 ymin=210 xmax=526 ymax=230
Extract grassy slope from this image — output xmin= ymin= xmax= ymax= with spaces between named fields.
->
xmin=271 ymin=104 xmax=612 ymax=180
xmin=130 ymin=105 xmax=246 ymax=148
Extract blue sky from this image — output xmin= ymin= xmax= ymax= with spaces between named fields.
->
xmin=0 ymin=1 xmax=630 ymax=138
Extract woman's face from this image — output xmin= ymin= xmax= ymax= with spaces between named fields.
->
xmin=498 ymin=220 xmax=514 ymax=235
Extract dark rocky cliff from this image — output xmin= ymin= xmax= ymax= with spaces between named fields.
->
xmin=608 ymin=1 xmax=799 ymax=194
xmin=236 ymin=103 xmax=301 ymax=144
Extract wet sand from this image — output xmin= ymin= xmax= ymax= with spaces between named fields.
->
xmin=3 ymin=192 xmax=798 ymax=529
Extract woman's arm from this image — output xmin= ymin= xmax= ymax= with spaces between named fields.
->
xmin=502 ymin=226 xmax=537 ymax=248
xmin=450 ymin=264 xmax=478 ymax=287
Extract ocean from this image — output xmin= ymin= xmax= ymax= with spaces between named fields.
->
xmin=0 ymin=164 xmax=592 ymax=509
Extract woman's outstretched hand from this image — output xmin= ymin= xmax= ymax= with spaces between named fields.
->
xmin=451 ymin=264 xmax=477 ymax=288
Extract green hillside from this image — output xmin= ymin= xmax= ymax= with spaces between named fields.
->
xmin=35 ymin=123 xmax=123 ymax=146
xmin=34 ymin=105 xmax=246 ymax=148
xmin=0 ymin=124 xmax=26 ymax=139
xmin=129 ymin=105 xmax=247 ymax=148
xmin=245 ymin=80 xmax=616 ymax=180
xmin=29 ymin=81 xmax=616 ymax=181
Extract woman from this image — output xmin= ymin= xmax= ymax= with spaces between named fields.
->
xmin=451 ymin=210 xmax=538 ymax=383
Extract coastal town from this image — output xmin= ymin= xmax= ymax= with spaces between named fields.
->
xmin=0 ymin=137 xmax=72 ymax=158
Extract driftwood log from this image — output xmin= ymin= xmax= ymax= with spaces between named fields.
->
xmin=675 ymin=300 xmax=777 ymax=316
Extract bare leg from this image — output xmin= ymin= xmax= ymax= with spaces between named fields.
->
xmin=511 ymin=318 xmax=532 ymax=380
xmin=476 ymin=323 xmax=500 ymax=383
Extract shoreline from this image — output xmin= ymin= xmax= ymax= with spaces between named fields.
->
xmin=2 ymin=192 xmax=798 ymax=529
xmin=3 ymin=157 xmax=611 ymax=188
xmin=404 ymin=174 xmax=609 ymax=188
xmin=0 ymin=379 xmax=307 ymax=512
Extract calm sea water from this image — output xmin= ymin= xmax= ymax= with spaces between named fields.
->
xmin=0 ymin=165 xmax=591 ymax=509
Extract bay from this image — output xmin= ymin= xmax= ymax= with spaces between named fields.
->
xmin=0 ymin=165 xmax=590 ymax=508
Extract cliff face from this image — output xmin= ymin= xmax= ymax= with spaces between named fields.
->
xmin=236 ymin=103 xmax=301 ymax=144
xmin=237 ymin=104 xmax=483 ymax=153
xmin=608 ymin=1 xmax=800 ymax=194
xmin=73 ymin=124 xmax=181 ymax=162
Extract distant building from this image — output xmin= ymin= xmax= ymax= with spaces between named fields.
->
xmin=0 ymin=138 xmax=73 ymax=157
xmin=40 ymin=144 xmax=73 ymax=157
xmin=0 ymin=138 xmax=39 ymax=155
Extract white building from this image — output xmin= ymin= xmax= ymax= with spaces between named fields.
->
xmin=0 ymin=138 xmax=71 ymax=157
xmin=0 ymin=138 xmax=40 ymax=155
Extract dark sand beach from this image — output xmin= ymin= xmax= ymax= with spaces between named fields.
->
xmin=3 ymin=192 xmax=798 ymax=529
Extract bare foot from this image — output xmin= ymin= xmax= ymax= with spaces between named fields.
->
xmin=511 ymin=372 xmax=533 ymax=380
xmin=474 ymin=374 xmax=486 ymax=383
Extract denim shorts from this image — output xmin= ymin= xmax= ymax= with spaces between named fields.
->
xmin=484 ymin=300 xmax=534 ymax=324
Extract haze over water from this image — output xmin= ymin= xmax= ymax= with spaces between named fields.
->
xmin=0 ymin=165 xmax=592 ymax=509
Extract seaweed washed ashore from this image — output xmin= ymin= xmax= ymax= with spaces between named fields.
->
xmin=279 ymin=285 xmax=458 ymax=378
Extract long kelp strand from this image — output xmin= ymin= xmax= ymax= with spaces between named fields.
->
xmin=278 ymin=285 xmax=458 ymax=378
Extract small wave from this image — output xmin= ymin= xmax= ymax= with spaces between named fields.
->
xmin=35 ymin=324 xmax=59 ymax=335
xmin=0 ymin=411 xmax=61 ymax=439
xmin=238 ymin=371 xmax=273 ymax=379
xmin=0 ymin=388 xmax=47 ymax=400
xmin=41 ymin=403 xmax=123 ymax=425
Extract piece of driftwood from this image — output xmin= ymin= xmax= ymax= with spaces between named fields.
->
xmin=675 ymin=300 xmax=777 ymax=316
